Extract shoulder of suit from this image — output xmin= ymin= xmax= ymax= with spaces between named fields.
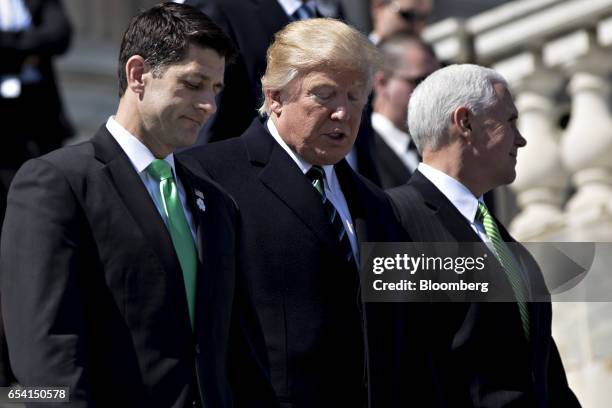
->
xmin=386 ymin=183 xmax=425 ymax=211
xmin=180 ymin=138 xmax=247 ymax=174
xmin=33 ymin=140 xmax=97 ymax=174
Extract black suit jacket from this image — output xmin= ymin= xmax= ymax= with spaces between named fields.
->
xmin=371 ymin=130 xmax=413 ymax=190
xmin=387 ymin=170 xmax=580 ymax=408
xmin=180 ymin=118 xmax=408 ymax=407
xmin=185 ymin=0 xmax=290 ymax=142
xmin=0 ymin=126 xmax=275 ymax=407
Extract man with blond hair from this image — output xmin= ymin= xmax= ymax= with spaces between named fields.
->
xmin=181 ymin=18 xmax=409 ymax=407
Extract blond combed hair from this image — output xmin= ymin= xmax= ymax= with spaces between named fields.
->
xmin=258 ymin=18 xmax=380 ymax=116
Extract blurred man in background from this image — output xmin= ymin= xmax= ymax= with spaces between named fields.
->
xmin=369 ymin=0 xmax=433 ymax=44
xmin=0 ymin=0 xmax=73 ymax=230
xmin=371 ymin=32 xmax=440 ymax=188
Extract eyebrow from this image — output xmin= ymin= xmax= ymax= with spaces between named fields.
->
xmin=181 ymin=72 xmax=212 ymax=81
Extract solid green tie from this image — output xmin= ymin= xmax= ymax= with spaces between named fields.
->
xmin=147 ymin=159 xmax=197 ymax=327
xmin=475 ymin=202 xmax=530 ymax=340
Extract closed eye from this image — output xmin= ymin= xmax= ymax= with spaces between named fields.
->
xmin=183 ymin=80 xmax=201 ymax=90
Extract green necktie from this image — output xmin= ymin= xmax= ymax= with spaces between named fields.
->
xmin=306 ymin=166 xmax=356 ymax=267
xmin=147 ymin=159 xmax=197 ymax=327
xmin=475 ymin=202 xmax=530 ymax=340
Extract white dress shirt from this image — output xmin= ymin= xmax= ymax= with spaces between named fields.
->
xmin=106 ymin=116 xmax=197 ymax=241
xmin=267 ymin=118 xmax=359 ymax=262
xmin=0 ymin=0 xmax=31 ymax=31
xmin=417 ymin=163 xmax=492 ymax=247
xmin=371 ymin=112 xmax=420 ymax=173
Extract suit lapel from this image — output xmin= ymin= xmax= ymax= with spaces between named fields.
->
xmin=243 ymin=120 xmax=339 ymax=251
xmin=92 ymin=126 xmax=192 ymax=332
xmin=410 ymin=171 xmax=480 ymax=243
xmin=496 ymin=219 xmax=550 ymax=359
xmin=335 ymin=159 xmax=369 ymax=243
xmin=410 ymin=171 xmax=523 ymax=300
xmin=175 ymin=158 xmax=230 ymax=333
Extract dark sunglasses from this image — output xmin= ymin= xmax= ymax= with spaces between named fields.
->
xmin=394 ymin=74 xmax=430 ymax=87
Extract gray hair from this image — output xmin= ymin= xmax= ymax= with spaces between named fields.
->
xmin=258 ymin=18 xmax=380 ymax=116
xmin=407 ymin=64 xmax=507 ymax=152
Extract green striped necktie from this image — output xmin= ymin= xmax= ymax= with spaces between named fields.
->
xmin=147 ymin=159 xmax=197 ymax=327
xmin=306 ymin=165 xmax=355 ymax=266
xmin=476 ymin=202 xmax=530 ymax=340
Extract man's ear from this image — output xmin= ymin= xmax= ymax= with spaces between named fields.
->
xmin=267 ymin=89 xmax=283 ymax=116
xmin=125 ymin=55 xmax=147 ymax=96
xmin=453 ymin=106 xmax=472 ymax=135
xmin=372 ymin=71 xmax=388 ymax=96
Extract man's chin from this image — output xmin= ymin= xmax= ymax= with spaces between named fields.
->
xmin=308 ymin=152 xmax=349 ymax=166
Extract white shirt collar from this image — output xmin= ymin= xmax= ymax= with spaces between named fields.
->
xmin=368 ymin=31 xmax=381 ymax=45
xmin=371 ymin=112 xmax=413 ymax=156
xmin=105 ymin=116 xmax=176 ymax=175
xmin=277 ymin=0 xmax=316 ymax=17
xmin=417 ymin=162 xmax=484 ymax=224
xmin=266 ymin=118 xmax=334 ymax=180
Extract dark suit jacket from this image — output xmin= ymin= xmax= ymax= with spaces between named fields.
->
xmin=387 ymin=170 xmax=580 ymax=408
xmin=185 ymin=0 xmax=290 ymax=142
xmin=0 ymin=0 xmax=73 ymax=165
xmin=0 ymin=126 xmax=276 ymax=407
xmin=180 ymin=118 xmax=408 ymax=407
xmin=371 ymin=130 xmax=413 ymax=190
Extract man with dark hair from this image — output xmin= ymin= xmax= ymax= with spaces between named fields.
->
xmin=1 ymin=3 xmax=275 ymax=407
xmin=370 ymin=33 xmax=440 ymax=188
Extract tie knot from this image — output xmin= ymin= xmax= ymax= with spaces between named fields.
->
xmin=147 ymin=159 xmax=173 ymax=181
xmin=475 ymin=202 xmax=490 ymax=223
xmin=306 ymin=165 xmax=325 ymax=182
xmin=306 ymin=165 xmax=326 ymax=196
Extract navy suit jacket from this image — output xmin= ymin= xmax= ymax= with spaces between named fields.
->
xmin=181 ymin=118 xmax=410 ymax=407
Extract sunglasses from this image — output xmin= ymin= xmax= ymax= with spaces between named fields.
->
xmin=394 ymin=74 xmax=430 ymax=87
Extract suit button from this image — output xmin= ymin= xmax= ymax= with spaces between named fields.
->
xmin=195 ymin=344 xmax=201 ymax=354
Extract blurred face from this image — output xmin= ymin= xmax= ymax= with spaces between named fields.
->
xmin=270 ymin=69 xmax=368 ymax=165
xmin=374 ymin=0 xmax=432 ymax=40
xmin=140 ymin=45 xmax=225 ymax=156
xmin=471 ymin=83 xmax=526 ymax=188
xmin=382 ymin=43 xmax=439 ymax=130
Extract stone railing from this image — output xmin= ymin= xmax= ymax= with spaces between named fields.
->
xmin=424 ymin=1 xmax=612 ymax=406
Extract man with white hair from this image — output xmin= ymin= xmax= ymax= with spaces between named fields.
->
xmin=388 ymin=64 xmax=580 ymax=407
xmin=181 ymin=18 xmax=409 ymax=407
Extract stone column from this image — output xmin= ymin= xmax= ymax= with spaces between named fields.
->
xmin=509 ymin=66 xmax=568 ymax=241
xmin=561 ymin=52 xmax=612 ymax=236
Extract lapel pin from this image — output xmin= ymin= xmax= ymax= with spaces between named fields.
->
xmin=196 ymin=197 xmax=206 ymax=212
xmin=195 ymin=189 xmax=205 ymax=199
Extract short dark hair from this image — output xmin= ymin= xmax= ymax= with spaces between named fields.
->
xmin=118 ymin=2 xmax=235 ymax=97
xmin=378 ymin=31 xmax=437 ymax=75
